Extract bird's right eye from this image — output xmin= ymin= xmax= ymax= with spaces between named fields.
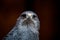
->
xmin=21 ymin=14 xmax=26 ymax=18
xmin=33 ymin=15 xmax=36 ymax=18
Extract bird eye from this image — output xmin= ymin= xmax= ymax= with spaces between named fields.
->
xmin=33 ymin=15 xmax=36 ymax=18
xmin=21 ymin=14 xmax=26 ymax=18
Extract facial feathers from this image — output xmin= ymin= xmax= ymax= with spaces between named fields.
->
xmin=3 ymin=11 xmax=40 ymax=40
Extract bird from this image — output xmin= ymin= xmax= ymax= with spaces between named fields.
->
xmin=3 ymin=11 xmax=40 ymax=40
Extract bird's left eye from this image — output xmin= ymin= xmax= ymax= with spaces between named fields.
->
xmin=21 ymin=14 xmax=26 ymax=18
xmin=33 ymin=15 xmax=36 ymax=18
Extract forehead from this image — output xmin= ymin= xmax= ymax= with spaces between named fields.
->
xmin=21 ymin=11 xmax=37 ymax=15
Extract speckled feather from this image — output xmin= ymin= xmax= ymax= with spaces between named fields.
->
xmin=3 ymin=11 xmax=40 ymax=40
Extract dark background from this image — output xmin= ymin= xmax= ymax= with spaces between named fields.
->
xmin=0 ymin=0 xmax=59 ymax=40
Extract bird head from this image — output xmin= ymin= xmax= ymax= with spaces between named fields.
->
xmin=17 ymin=11 xmax=39 ymax=25
xmin=17 ymin=11 xmax=40 ymax=28
xmin=17 ymin=11 xmax=40 ymax=33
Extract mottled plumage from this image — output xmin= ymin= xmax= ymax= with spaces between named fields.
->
xmin=3 ymin=11 xmax=40 ymax=40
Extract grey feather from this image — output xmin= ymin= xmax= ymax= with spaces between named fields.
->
xmin=3 ymin=11 xmax=40 ymax=40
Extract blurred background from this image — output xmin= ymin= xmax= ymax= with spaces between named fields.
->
xmin=0 ymin=0 xmax=59 ymax=40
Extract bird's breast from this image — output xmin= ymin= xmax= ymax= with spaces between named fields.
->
xmin=18 ymin=29 xmax=38 ymax=40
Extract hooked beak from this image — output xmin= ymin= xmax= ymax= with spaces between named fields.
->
xmin=27 ymin=13 xmax=32 ymax=19
xmin=23 ymin=14 xmax=33 ymax=24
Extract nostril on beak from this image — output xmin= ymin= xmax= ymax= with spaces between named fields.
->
xmin=27 ymin=17 xmax=30 ymax=20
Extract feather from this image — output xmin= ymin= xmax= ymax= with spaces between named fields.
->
xmin=3 ymin=11 xmax=40 ymax=40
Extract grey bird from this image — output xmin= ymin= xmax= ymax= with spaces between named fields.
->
xmin=3 ymin=11 xmax=40 ymax=40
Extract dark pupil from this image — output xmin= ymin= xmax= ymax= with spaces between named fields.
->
xmin=33 ymin=15 xmax=36 ymax=18
xmin=21 ymin=14 xmax=26 ymax=18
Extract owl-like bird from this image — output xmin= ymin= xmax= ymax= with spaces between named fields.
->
xmin=3 ymin=11 xmax=40 ymax=40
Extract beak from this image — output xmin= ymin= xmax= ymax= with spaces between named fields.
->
xmin=27 ymin=14 xmax=32 ymax=19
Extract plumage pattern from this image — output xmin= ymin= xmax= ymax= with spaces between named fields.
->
xmin=3 ymin=11 xmax=40 ymax=40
